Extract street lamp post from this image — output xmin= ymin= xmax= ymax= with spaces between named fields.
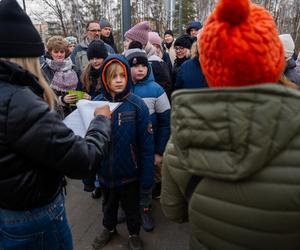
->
xmin=23 ymin=0 xmax=26 ymax=13
xmin=122 ymin=0 xmax=131 ymax=38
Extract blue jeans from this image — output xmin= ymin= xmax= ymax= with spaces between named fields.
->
xmin=0 ymin=193 xmax=73 ymax=250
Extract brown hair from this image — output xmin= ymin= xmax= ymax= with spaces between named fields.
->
xmin=2 ymin=57 xmax=57 ymax=109
xmin=279 ymin=74 xmax=299 ymax=89
xmin=86 ymin=20 xmax=100 ymax=31
xmin=80 ymin=63 xmax=101 ymax=93
xmin=46 ymin=36 xmax=69 ymax=56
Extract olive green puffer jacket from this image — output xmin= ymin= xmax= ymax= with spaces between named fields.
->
xmin=161 ymin=84 xmax=300 ymax=250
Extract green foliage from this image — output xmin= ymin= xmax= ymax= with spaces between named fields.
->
xmin=173 ymin=0 xmax=197 ymax=36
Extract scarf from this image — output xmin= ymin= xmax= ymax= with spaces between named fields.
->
xmin=47 ymin=57 xmax=78 ymax=92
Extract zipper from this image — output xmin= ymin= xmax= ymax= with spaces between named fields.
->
xmin=118 ymin=113 xmax=122 ymax=126
xmin=130 ymin=144 xmax=138 ymax=169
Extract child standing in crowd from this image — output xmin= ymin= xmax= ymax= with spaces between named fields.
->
xmin=80 ymin=39 xmax=109 ymax=199
xmin=92 ymin=55 xmax=154 ymax=250
xmin=79 ymin=39 xmax=108 ymax=99
xmin=125 ymin=47 xmax=171 ymax=232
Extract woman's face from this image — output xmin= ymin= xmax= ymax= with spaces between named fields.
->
xmin=175 ymin=46 xmax=188 ymax=59
xmin=51 ymin=49 xmax=65 ymax=61
xmin=123 ymin=37 xmax=133 ymax=51
xmin=90 ymin=58 xmax=104 ymax=70
xmin=164 ymin=34 xmax=174 ymax=44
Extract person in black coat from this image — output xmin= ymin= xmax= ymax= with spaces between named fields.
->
xmin=0 ymin=1 xmax=111 ymax=249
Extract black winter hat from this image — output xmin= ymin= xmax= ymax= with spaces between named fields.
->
xmin=174 ymin=34 xmax=193 ymax=49
xmin=87 ymin=40 xmax=108 ymax=60
xmin=128 ymin=41 xmax=143 ymax=50
xmin=164 ymin=30 xmax=174 ymax=37
xmin=0 ymin=0 xmax=44 ymax=58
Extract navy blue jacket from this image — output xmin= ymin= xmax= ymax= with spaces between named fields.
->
xmin=94 ymin=55 xmax=154 ymax=189
xmin=133 ymin=65 xmax=171 ymax=155
xmin=175 ymin=57 xmax=208 ymax=90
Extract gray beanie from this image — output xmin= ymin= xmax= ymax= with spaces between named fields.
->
xmin=100 ymin=19 xmax=112 ymax=29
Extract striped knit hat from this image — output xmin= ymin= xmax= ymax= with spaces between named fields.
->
xmin=200 ymin=0 xmax=285 ymax=87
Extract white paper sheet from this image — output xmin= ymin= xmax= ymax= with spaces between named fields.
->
xmin=63 ymin=100 xmax=120 ymax=138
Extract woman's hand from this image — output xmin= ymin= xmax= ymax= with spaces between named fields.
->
xmin=63 ymin=94 xmax=77 ymax=104
xmin=83 ymin=93 xmax=92 ymax=100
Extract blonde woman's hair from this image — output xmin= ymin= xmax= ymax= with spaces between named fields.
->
xmin=2 ymin=57 xmax=57 ymax=109
xmin=80 ymin=63 xmax=101 ymax=93
xmin=191 ymin=41 xmax=199 ymax=59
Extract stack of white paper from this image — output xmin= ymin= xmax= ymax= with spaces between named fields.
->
xmin=63 ymin=100 xmax=120 ymax=138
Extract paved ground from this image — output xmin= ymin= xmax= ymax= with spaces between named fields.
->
xmin=65 ymin=179 xmax=190 ymax=250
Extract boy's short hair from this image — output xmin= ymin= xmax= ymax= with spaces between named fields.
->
xmin=124 ymin=48 xmax=148 ymax=67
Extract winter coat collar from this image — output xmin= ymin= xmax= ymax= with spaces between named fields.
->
xmin=0 ymin=59 xmax=43 ymax=97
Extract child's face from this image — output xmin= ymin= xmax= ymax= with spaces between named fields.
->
xmin=90 ymin=58 xmax=104 ymax=70
xmin=109 ymin=65 xmax=127 ymax=96
xmin=131 ymin=64 xmax=148 ymax=83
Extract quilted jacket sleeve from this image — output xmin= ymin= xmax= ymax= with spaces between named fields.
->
xmin=136 ymin=101 xmax=155 ymax=190
xmin=6 ymin=87 xmax=111 ymax=179
xmin=161 ymin=138 xmax=190 ymax=223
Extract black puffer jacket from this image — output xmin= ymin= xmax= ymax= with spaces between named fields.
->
xmin=0 ymin=59 xmax=111 ymax=211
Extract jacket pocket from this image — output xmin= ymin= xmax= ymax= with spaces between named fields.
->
xmin=118 ymin=111 xmax=136 ymax=126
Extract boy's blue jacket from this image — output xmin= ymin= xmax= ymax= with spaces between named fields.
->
xmin=94 ymin=55 xmax=154 ymax=189
xmin=133 ymin=65 xmax=171 ymax=155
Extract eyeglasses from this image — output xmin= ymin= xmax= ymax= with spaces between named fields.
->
xmin=88 ymin=29 xmax=101 ymax=33
xmin=175 ymin=46 xmax=185 ymax=51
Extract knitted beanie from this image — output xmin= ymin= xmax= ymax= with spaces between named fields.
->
xmin=164 ymin=30 xmax=174 ymax=37
xmin=200 ymin=0 xmax=284 ymax=87
xmin=65 ymin=36 xmax=77 ymax=45
xmin=100 ymin=19 xmax=112 ymax=29
xmin=124 ymin=48 xmax=148 ymax=67
xmin=148 ymin=32 xmax=163 ymax=50
xmin=125 ymin=21 xmax=150 ymax=47
xmin=186 ymin=21 xmax=202 ymax=34
xmin=0 ymin=0 xmax=44 ymax=57
xmin=279 ymin=34 xmax=295 ymax=61
xmin=174 ymin=35 xmax=193 ymax=49
xmin=87 ymin=40 xmax=108 ymax=60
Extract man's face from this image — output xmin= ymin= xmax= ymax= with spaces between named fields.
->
xmin=87 ymin=23 xmax=101 ymax=40
xmin=190 ymin=28 xmax=199 ymax=37
xmin=101 ymin=27 xmax=111 ymax=38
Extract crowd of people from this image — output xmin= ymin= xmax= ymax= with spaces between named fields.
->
xmin=1 ymin=0 xmax=300 ymax=249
